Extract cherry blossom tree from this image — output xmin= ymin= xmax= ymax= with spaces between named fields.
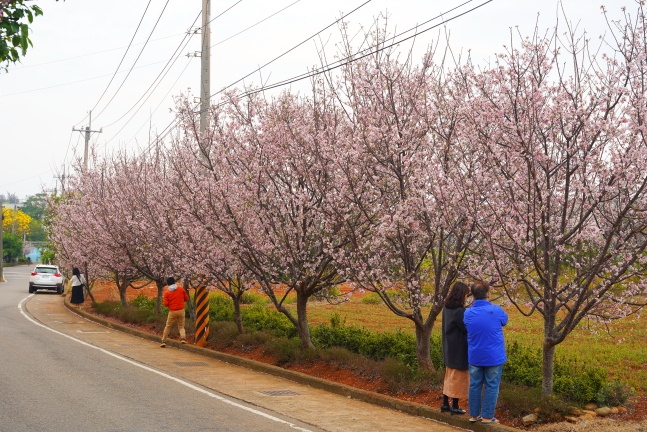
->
xmin=171 ymin=89 xmax=349 ymax=348
xmin=49 ymin=166 xmax=140 ymax=304
xmin=322 ymin=25 xmax=479 ymax=371
xmin=458 ymin=6 xmax=647 ymax=395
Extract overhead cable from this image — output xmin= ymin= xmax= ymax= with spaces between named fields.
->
xmin=92 ymin=0 xmax=172 ymax=122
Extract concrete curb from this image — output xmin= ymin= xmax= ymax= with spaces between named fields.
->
xmin=65 ymin=299 xmax=517 ymax=431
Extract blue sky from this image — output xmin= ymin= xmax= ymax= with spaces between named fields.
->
xmin=0 ymin=0 xmax=629 ymax=200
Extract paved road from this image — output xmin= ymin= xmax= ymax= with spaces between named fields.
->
xmin=2 ymin=265 xmax=490 ymax=431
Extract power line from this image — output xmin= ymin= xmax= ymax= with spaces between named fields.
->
xmin=101 ymin=58 xmax=193 ymax=151
xmin=211 ymin=0 xmax=302 ymax=49
xmin=11 ymin=33 xmax=185 ymax=72
xmin=200 ymin=0 xmax=242 ymax=30
xmin=236 ymin=0 xmax=494 ymax=96
xmin=238 ymin=0 xmax=484 ymax=96
xmin=218 ymin=0 xmax=374 ymax=95
xmin=89 ymin=0 xmax=154 ymax=116
xmin=92 ymin=0 xmax=172 ymax=122
xmin=100 ymin=12 xmax=202 ymax=130
xmin=101 ymin=0 xmax=246 ymax=145
xmin=146 ymin=0 xmax=495 ymax=154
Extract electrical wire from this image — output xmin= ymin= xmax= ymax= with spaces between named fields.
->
xmin=201 ymin=0 xmax=243 ymax=29
xmin=236 ymin=0 xmax=494 ymax=96
xmin=100 ymin=11 xmax=202 ymax=130
xmin=233 ymin=0 xmax=482 ymax=96
xmin=12 ymin=33 xmax=184 ymax=73
xmin=0 ymin=60 xmax=168 ymax=98
xmin=89 ymin=0 xmax=154 ymax=117
xmin=218 ymin=0 xmax=373 ymax=95
xmin=211 ymin=0 xmax=302 ymax=49
xmin=145 ymin=0 xmax=495 ymax=155
xmin=100 ymin=0 xmax=246 ymax=144
xmin=92 ymin=0 xmax=172 ymax=122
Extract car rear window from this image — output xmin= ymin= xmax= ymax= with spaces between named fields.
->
xmin=36 ymin=267 xmax=57 ymax=274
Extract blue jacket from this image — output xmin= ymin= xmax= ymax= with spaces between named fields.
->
xmin=464 ymin=299 xmax=508 ymax=366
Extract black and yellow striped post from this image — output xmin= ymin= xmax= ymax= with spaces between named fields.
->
xmin=194 ymin=284 xmax=210 ymax=347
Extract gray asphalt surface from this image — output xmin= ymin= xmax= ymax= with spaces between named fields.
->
xmin=1 ymin=265 xmax=510 ymax=431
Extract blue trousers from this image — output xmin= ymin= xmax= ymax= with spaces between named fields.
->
xmin=468 ymin=364 xmax=503 ymax=419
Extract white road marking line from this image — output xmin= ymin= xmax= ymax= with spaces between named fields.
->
xmin=18 ymin=296 xmax=314 ymax=432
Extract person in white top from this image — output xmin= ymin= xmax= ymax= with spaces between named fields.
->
xmin=69 ymin=267 xmax=87 ymax=308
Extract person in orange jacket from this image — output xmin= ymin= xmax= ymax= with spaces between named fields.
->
xmin=160 ymin=276 xmax=189 ymax=347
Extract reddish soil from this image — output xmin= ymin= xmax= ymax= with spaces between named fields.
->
xmin=81 ymin=281 xmax=646 ymax=430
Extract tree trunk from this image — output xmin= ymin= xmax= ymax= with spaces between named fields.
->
xmin=414 ymin=322 xmax=435 ymax=372
xmin=541 ymin=341 xmax=556 ymax=397
xmin=118 ymin=284 xmax=128 ymax=307
xmin=155 ymin=280 xmax=164 ymax=315
xmin=232 ymin=297 xmax=244 ymax=334
xmin=295 ymin=292 xmax=314 ymax=349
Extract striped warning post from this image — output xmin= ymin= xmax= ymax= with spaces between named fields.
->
xmin=194 ymin=285 xmax=210 ymax=347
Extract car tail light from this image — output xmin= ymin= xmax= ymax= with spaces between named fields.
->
xmin=31 ymin=272 xmax=37 ymax=276
xmin=54 ymin=273 xmax=62 ymax=277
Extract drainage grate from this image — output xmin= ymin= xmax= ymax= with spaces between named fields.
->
xmin=258 ymin=390 xmax=301 ymax=397
xmin=117 ymin=343 xmax=146 ymax=347
xmin=77 ymin=330 xmax=110 ymax=334
xmin=174 ymin=361 xmax=208 ymax=367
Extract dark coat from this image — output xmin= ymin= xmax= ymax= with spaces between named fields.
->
xmin=442 ymin=306 xmax=468 ymax=370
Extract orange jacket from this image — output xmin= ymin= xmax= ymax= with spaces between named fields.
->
xmin=163 ymin=284 xmax=188 ymax=311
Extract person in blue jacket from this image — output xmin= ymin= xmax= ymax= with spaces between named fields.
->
xmin=463 ymin=280 xmax=508 ymax=424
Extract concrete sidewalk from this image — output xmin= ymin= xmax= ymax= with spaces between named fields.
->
xmin=25 ymin=293 xmax=516 ymax=432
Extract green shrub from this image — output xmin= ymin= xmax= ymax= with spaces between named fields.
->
xmin=329 ymin=312 xmax=346 ymax=328
xmin=361 ymin=293 xmax=382 ymax=304
xmin=240 ymin=291 xmax=269 ymax=305
xmin=498 ymin=383 xmax=543 ymax=418
xmin=596 ymin=379 xmax=636 ymax=407
xmin=311 ymin=323 xmax=422 ymax=368
xmin=504 ymin=341 xmax=608 ymax=404
xmin=130 ymin=294 xmax=157 ymax=310
xmin=503 ymin=341 xmax=543 ymax=388
xmin=233 ymin=330 xmax=274 ymax=351
xmin=207 ymin=321 xmax=239 ymax=349
xmin=380 ymin=358 xmax=436 ymax=394
xmin=208 ymin=294 xmax=235 ymax=322
xmin=117 ymin=305 xmax=159 ymax=325
xmin=553 ymin=364 xmax=606 ymax=404
xmin=93 ymin=300 xmax=123 ymax=317
xmin=266 ymin=337 xmax=303 ymax=364
xmin=241 ymin=304 xmax=297 ymax=338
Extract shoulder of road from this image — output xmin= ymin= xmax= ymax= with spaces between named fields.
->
xmin=54 ymin=297 xmax=515 ymax=432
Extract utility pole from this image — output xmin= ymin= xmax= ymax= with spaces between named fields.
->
xmin=193 ymin=0 xmax=211 ymax=348
xmin=55 ymin=166 xmax=67 ymax=196
xmin=72 ymin=110 xmax=102 ymax=171
xmin=200 ymin=0 xmax=211 ymax=137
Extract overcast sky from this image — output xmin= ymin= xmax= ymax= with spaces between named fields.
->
xmin=0 ymin=0 xmax=631 ymax=201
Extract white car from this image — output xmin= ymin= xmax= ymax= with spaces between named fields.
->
xmin=29 ymin=264 xmax=65 ymax=294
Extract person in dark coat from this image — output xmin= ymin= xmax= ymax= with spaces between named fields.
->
xmin=440 ymin=281 xmax=470 ymax=415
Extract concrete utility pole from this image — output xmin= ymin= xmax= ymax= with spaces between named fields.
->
xmin=200 ymin=0 xmax=211 ymax=137
xmin=193 ymin=0 xmax=211 ymax=348
xmin=72 ymin=110 xmax=102 ymax=170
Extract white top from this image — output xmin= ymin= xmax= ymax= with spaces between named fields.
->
xmin=71 ymin=274 xmax=86 ymax=287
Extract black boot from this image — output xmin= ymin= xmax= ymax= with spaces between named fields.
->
xmin=440 ymin=395 xmax=451 ymax=412
xmin=450 ymin=398 xmax=466 ymax=415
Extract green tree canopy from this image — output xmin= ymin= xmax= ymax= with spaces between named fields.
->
xmin=21 ymin=192 xmax=48 ymax=221
xmin=0 ymin=0 xmax=42 ymax=70
xmin=2 ymin=232 xmax=22 ymax=262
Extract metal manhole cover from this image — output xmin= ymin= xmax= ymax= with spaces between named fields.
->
xmin=174 ymin=362 xmax=208 ymax=367
xmin=258 ymin=390 xmax=300 ymax=397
